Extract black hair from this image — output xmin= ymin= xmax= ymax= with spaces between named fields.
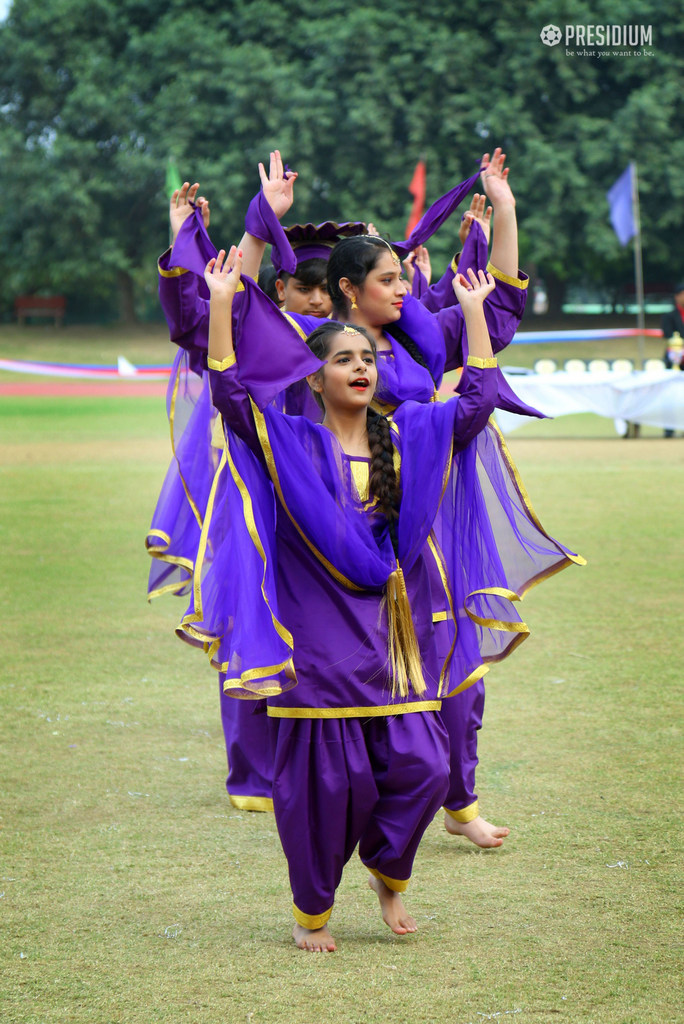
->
xmin=257 ymin=264 xmax=280 ymax=305
xmin=326 ymin=236 xmax=434 ymax=383
xmin=277 ymin=257 xmax=328 ymax=288
xmin=306 ymin=321 xmax=401 ymax=550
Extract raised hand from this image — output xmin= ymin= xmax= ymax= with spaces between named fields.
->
xmin=170 ymin=181 xmax=211 ymax=242
xmin=452 ymin=267 xmax=496 ymax=309
xmin=458 ymin=193 xmax=493 ymax=246
xmin=480 ymin=148 xmax=515 ymax=208
xmin=258 ymin=149 xmax=298 ymax=220
xmin=403 ymin=245 xmax=432 ymax=287
xmin=204 ymin=247 xmax=243 ymax=302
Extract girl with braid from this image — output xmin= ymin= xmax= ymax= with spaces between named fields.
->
xmin=184 ymin=241 xmax=582 ymax=952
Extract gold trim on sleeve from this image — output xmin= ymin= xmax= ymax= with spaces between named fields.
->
xmin=466 ymin=355 xmax=498 ymax=369
xmin=207 ymin=353 xmax=236 ymax=371
xmin=281 ymin=311 xmax=308 ymax=340
xmin=487 ymin=262 xmax=529 ymax=290
xmin=158 ymin=262 xmax=189 ymax=278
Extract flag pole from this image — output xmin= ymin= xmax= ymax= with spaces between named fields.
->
xmin=631 ymin=161 xmax=646 ymax=369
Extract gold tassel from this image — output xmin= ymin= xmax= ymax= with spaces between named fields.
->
xmin=384 ymin=563 xmax=427 ymax=699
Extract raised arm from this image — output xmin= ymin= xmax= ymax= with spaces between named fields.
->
xmin=450 ymin=269 xmax=499 ymax=448
xmin=238 ymin=150 xmax=298 ymax=280
xmin=480 ymin=148 xmax=518 ymax=280
xmin=203 ymin=248 xmax=262 ymax=453
xmin=157 ymin=181 xmax=212 ymax=357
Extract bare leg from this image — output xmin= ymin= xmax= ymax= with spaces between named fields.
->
xmin=368 ymin=877 xmax=417 ymax=935
xmin=292 ymin=923 xmax=337 ymax=952
xmin=444 ymin=811 xmax=510 ymax=848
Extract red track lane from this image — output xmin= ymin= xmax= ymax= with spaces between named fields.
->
xmin=0 ymin=381 xmax=167 ymax=397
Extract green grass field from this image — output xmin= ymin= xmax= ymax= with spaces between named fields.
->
xmin=1 ymin=329 xmax=682 ymax=1024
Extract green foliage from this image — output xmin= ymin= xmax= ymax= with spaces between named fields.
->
xmin=0 ymin=0 xmax=682 ymax=319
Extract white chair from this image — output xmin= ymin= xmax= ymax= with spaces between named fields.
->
xmin=611 ymin=358 xmax=634 ymax=375
xmin=564 ymin=358 xmax=587 ymax=374
xmin=587 ymin=358 xmax=610 ymax=374
xmin=643 ymin=358 xmax=666 ymax=373
xmin=533 ymin=358 xmax=557 ymax=375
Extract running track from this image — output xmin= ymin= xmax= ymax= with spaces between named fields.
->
xmin=0 ymin=381 xmax=167 ymax=398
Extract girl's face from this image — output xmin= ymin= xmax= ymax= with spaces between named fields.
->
xmin=354 ymin=251 xmax=407 ymax=326
xmin=313 ymin=333 xmax=378 ymax=412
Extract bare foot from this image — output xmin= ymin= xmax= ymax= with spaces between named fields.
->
xmin=292 ymin=923 xmax=337 ymax=952
xmin=444 ymin=812 xmax=510 ymax=848
xmin=368 ymin=876 xmax=417 ymax=935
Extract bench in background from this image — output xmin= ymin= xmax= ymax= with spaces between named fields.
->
xmin=15 ymin=295 xmax=66 ymax=327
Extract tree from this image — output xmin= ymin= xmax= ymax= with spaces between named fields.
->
xmin=0 ymin=0 xmax=681 ymax=321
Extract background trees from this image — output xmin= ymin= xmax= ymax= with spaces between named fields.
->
xmin=0 ymin=0 xmax=681 ymax=321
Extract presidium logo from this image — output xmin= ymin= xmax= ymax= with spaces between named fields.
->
xmin=540 ymin=24 xmax=562 ymax=46
xmin=540 ymin=23 xmax=654 ymax=55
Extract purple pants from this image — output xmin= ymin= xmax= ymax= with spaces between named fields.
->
xmin=219 ymin=684 xmax=275 ymax=811
xmin=271 ymin=711 xmax=450 ymax=928
xmin=440 ymin=680 xmax=485 ymax=821
xmin=433 ymin=617 xmax=484 ymax=823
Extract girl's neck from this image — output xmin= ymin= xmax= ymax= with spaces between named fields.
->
xmin=321 ymin=407 xmax=371 ymax=457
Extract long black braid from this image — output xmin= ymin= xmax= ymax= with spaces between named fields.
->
xmin=366 ymin=408 xmax=401 ymax=554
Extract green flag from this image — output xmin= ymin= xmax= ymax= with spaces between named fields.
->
xmin=165 ymin=157 xmax=183 ymax=198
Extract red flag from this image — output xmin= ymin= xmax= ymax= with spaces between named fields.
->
xmin=405 ymin=160 xmax=426 ymax=237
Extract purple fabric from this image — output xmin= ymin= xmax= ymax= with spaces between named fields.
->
xmin=390 ymin=166 xmax=483 ymax=258
xmin=263 ymin=166 xmax=483 ymax=280
xmin=219 ymin=687 xmax=275 ymax=803
xmin=411 ymin=262 xmax=429 ymax=301
xmin=146 ymin=349 xmax=216 ymax=601
xmin=167 ymin=211 xmax=323 ymax=409
xmin=419 ymin=221 xmax=489 ymax=315
xmin=272 ymin=713 xmax=449 ymax=917
xmin=203 ymin=357 xmax=582 ymax=701
xmin=168 ymin=209 xmax=219 ymax=277
xmin=438 ymin=677 xmax=485 ymax=810
xmin=244 ymin=191 xmax=297 ymax=275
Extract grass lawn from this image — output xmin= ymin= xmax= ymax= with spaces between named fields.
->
xmin=1 ymin=332 xmax=682 ymax=1024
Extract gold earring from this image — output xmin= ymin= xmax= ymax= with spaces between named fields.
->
xmin=351 ymin=297 xmax=358 ymax=310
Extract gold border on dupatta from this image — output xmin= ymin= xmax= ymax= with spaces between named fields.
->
xmin=176 ymin=427 xmax=296 ymax=697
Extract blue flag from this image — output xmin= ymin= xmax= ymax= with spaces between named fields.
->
xmin=606 ymin=164 xmax=636 ymax=246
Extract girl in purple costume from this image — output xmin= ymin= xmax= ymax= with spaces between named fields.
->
xmin=200 ymin=239 xmax=502 ymax=950
xmin=149 ymin=152 xmax=536 ymax=835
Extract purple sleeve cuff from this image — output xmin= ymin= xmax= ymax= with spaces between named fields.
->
xmin=244 ymin=192 xmax=297 ymax=275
